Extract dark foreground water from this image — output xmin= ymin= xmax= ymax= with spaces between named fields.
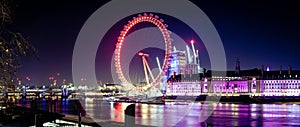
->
xmin=17 ymin=99 xmax=300 ymax=127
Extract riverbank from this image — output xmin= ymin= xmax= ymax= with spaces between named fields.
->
xmin=0 ymin=104 xmax=64 ymax=126
xmin=61 ymin=114 xmax=154 ymax=127
xmin=1 ymin=100 xmax=154 ymax=127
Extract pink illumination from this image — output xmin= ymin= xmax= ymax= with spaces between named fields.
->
xmin=26 ymin=76 xmax=31 ymax=81
xmin=138 ymin=52 xmax=144 ymax=56
xmin=114 ymin=13 xmax=172 ymax=88
xmin=138 ymin=52 xmax=149 ymax=57
xmin=191 ymin=39 xmax=194 ymax=44
xmin=48 ymin=76 xmax=54 ymax=80
xmin=166 ymin=78 xmax=300 ymax=96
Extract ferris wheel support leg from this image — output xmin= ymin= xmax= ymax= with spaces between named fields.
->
xmin=156 ymin=57 xmax=162 ymax=72
xmin=142 ymin=56 xmax=150 ymax=85
xmin=144 ymin=57 xmax=155 ymax=82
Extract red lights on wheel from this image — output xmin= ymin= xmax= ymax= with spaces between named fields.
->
xmin=114 ymin=13 xmax=172 ymax=89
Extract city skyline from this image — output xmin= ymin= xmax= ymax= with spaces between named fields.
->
xmin=12 ymin=0 xmax=300 ymax=85
xmin=1 ymin=1 xmax=300 ymax=126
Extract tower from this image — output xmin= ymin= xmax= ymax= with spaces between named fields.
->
xmin=288 ymin=65 xmax=292 ymax=75
xmin=235 ymin=57 xmax=240 ymax=75
xmin=280 ymin=65 xmax=282 ymax=75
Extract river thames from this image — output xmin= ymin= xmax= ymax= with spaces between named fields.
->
xmin=17 ymin=99 xmax=300 ymax=127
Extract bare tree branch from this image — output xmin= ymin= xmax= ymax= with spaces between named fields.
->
xmin=0 ymin=0 xmax=38 ymax=89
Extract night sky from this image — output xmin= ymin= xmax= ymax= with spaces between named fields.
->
xmin=11 ymin=0 xmax=300 ymax=85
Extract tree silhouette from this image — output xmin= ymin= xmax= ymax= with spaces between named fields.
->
xmin=0 ymin=0 xmax=38 ymax=90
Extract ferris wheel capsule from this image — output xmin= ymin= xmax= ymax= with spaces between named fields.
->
xmin=149 ymin=13 xmax=154 ymax=17
xmin=144 ymin=13 xmax=148 ymax=16
xmin=154 ymin=15 xmax=159 ymax=19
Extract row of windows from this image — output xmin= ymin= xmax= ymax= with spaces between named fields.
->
xmin=171 ymin=91 xmax=201 ymax=93
xmin=265 ymin=86 xmax=300 ymax=89
xmin=264 ymin=80 xmax=300 ymax=84
xmin=214 ymin=88 xmax=248 ymax=92
xmin=265 ymin=83 xmax=300 ymax=85
xmin=213 ymin=86 xmax=247 ymax=90
xmin=264 ymin=90 xmax=300 ymax=93
xmin=168 ymin=87 xmax=201 ymax=90
xmin=264 ymin=84 xmax=300 ymax=89
xmin=168 ymin=85 xmax=200 ymax=87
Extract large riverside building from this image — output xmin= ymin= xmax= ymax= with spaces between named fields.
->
xmin=166 ymin=66 xmax=300 ymax=96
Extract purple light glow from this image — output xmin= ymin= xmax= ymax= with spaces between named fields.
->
xmin=167 ymin=79 xmax=300 ymax=96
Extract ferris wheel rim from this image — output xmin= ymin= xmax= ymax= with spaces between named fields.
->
xmin=114 ymin=13 xmax=172 ymax=90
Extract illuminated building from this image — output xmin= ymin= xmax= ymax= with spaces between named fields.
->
xmin=167 ymin=50 xmax=187 ymax=78
xmin=185 ymin=63 xmax=199 ymax=75
xmin=166 ymin=65 xmax=300 ymax=96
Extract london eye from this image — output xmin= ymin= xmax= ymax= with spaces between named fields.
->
xmin=114 ymin=13 xmax=172 ymax=92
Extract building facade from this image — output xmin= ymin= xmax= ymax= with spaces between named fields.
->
xmin=167 ymin=50 xmax=187 ymax=78
xmin=166 ymin=69 xmax=300 ymax=96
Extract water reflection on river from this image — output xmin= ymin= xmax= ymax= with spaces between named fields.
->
xmin=18 ymin=99 xmax=300 ymax=127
